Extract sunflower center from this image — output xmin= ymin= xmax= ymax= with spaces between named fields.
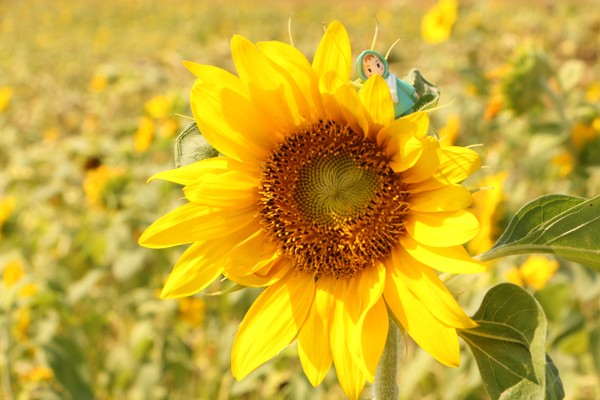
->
xmin=259 ymin=120 xmax=409 ymax=278
xmin=297 ymin=153 xmax=379 ymax=226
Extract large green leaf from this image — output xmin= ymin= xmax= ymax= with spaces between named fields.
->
xmin=477 ymin=194 xmax=600 ymax=271
xmin=459 ymin=283 xmax=564 ymax=400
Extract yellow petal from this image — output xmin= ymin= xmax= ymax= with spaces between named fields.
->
xmin=346 ymin=263 xmax=386 ymax=324
xmin=191 ymin=82 xmax=271 ymax=163
xmin=313 ymin=21 xmax=351 ymax=93
xmin=184 ymin=170 xmax=257 ymax=209
xmin=412 ymin=146 xmax=481 ymax=192
xmin=405 ymin=210 xmax=480 ymax=247
xmin=184 ymin=61 xmax=247 ymax=88
xmin=400 ymin=235 xmax=486 ymax=274
xmin=160 ymin=242 xmax=224 ymax=298
xmin=147 ymin=157 xmax=231 ymax=185
xmin=231 ymin=35 xmax=301 ymax=128
xmin=226 ymin=256 xmax=289 ymax=288
xmin=401 ymin=136 xmax=441 ymax=183
xmin=345 ymin=263 xmax=386 ymax=380
xmin=138 ymin=203 xmax=256 ymax=249
xmin=359 ymin=75 xmax=395 ymax=130
xmin=225 ymin=228 xmax=280 ymax=276
xmin=320 ymin=72 xmax=350 ymax=123
xmin=383 ymin=275 xmax=461 ymax=367
xmin=360 ymin=297 xmax=389 ymax=379
xmin=389 ymin=247 xmax=477 ymax=329
xmin=257 ymin=40 xmax=324 ymax=120
xmin=231 ymin=272 xmax=315 ymax=379
xmin=333 ymin=83 xmax=371 ymax=137
xmin=330 ymin=279 xmax=367 ymax=400
xmin=298 ymin=276 xmax=336 ymax=387
xmin=408 ymin=185 xmax=472 ymax=212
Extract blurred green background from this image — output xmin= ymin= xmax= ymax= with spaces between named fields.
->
xmin=1 ymin=0 xmax=599 ymax=399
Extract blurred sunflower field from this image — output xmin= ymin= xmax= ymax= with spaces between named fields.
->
xmin=1 ymin=0 xmax=599 ymax=399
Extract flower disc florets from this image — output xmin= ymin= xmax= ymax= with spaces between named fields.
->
xmin=259 ymin=120 xmax=409 ymax=278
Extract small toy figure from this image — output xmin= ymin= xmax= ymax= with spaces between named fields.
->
xmin=355 ymin=50 xmax=420 ymax=118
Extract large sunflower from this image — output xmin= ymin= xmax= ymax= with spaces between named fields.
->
xmin=139 ymin=21 xmax=484 ymax=399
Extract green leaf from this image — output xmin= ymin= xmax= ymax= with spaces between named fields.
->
xmin=402 ymin=68 xmax=440 ymax=112
xmin=174 ymin=121 xmax=218 ymax=167
xmin=459 ymin=283 xmax=564 ymax=400
xmin=544 ymin=354 xmax=565 ymax=400
xmin=477 ymin=194 xmax=600 ymax=271
xmin=45 ymin=336 xmax=95 ymax=400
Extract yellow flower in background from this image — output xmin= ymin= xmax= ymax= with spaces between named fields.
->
xmin=135 ymin=95 xmax=180 ymax=152
xmin=139 ymin=21 xmax=483 ymax=399
xmin=89 ymin=72 xmax=109 ymax=92
xmin=505 ymin=255 xmax=559 ymax=290
xmin=178 ymin=297 xmax=205 ymax=326
xmin=17 ymin=365 xmax=53 ymax=383
xmin=468 ymin=172 xmax=507 ymax=255
xmin=0 ymin=86 xmax=13 ymax=112
xmin=83 ymin=165 xmax=126 ymax=208
xmin=586 ymin=82 xmax=600 ymax=103
xmin=551 ymin=151 xmax=574 ymax=177
xmin=571 ymin=121 xmax=597 ymax=149
xmin=145 ymin=94 xmax=174 ymax=119
xmin=134 ymin=116 xmax=155 ymax=153
xmin=439 ymin=114 xmax=460 ymax=146
xmin=421 ymin=0 xmax=458 ymax=44
xmin=0 ymin=196 xmax=16 ymax=237
xmin=3 ymin=258 xmax=25 ymax=288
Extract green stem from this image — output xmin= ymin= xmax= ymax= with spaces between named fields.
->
xmin=373 ymin=318 xmax=401 ymax=400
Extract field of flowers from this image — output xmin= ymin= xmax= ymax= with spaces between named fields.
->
xmin=1 ymin=0 xmax=599 ymax=399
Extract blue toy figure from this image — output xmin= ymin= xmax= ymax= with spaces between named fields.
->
xmin=355 ymin=50 xmax=419 ymax=118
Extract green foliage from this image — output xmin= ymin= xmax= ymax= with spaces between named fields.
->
xmin=479 ymin=194 xmax=600 ymax=271
xmin=175 ymin=122 xmax=218 ymax=167
xmin=459 ymin=283 xmax=565 ymax=400
xmin=0 ymin=1 xmax=599 ymax=399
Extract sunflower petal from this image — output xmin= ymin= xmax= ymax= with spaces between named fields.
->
xmin=225 ymin=228 xmax=280 ymax=276
xmin=231 ymin=35 xmax=301 ymax=128
xmin=400 ymin=235 xmax=485 ymax=273
xmin=226 ymin=257 xmax=288 ymax=288
xmin=191 ymin=82 xmax=270 ymax=163
xmin=359 ymin=75 xmax=395 ymax=130
xmin=313 ymin=21 xmax=351 ymax=92
xmin=138 ymin=203 xmax=256 ymax=249
xmin=298 ymin=276 xmax=336 ymax=387
xmin=344 ymin=263 xmax=386 ymax=380
xmin=408 ymin=185 xmax=472 ymax=212
xmin=405 ymin=210 xmax=480 ymax=247
xmin=390 ymin=247 xmax=477 ymax=329
xmin=401 ymin=136 xmax=441 ymax=183
xmin=147 ymin=157 xmax=230 ymax=185
xmin=330 ymin=279 xmax=367 ymax=400
xmin=257 ymin=40 xmax=323 ymax=120
xmin=160 ymin=242 xmax=224 ymax=298
xmin=184 ymin=170 xmax=257 ymax=208
xmin=333 ymin=83 xmax=371 ymax=136
xmin=231 ymin=272 xmax=315 ymax=379
xmin=412 ymin=146 xmax=482 ymax=192
xmin=360 ymin=297 xmax=389 ymax=379
xmin=384 ymin=275 xmax=461 ymax=367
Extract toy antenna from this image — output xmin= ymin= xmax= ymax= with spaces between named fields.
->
xmin=288 ymin=13 xmax=294 ymax=47
xmin=370 ymin=15 xmax=379 ymax=50
xmin=385 ymin=38 xmax=401 ymax=60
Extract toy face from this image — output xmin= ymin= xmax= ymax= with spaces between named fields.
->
xmin=362 ymin=55 xmax=385 ymax=78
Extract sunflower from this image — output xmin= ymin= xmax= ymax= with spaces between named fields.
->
xmin=139 ymin=21 xmax=483 ymax=399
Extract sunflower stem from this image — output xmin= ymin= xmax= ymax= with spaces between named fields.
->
xmin=373 ymin=318 xmax=401 ymax=400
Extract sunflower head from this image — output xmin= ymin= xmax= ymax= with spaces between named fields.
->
xmin=139 ymin=20 xmax=484 ymax=400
